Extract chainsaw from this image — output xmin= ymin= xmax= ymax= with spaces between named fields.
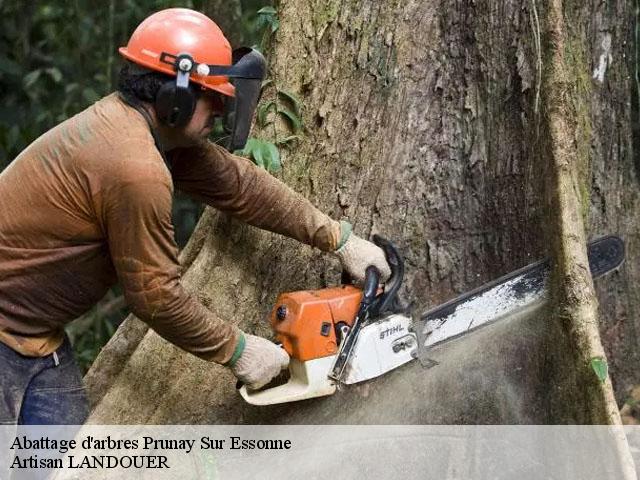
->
xmin=239 ymin=235 xmax=625 ymax=406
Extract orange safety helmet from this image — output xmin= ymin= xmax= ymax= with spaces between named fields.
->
xmin=119 ymin=8 xmax=266 ymax=150
xmin=119 ymin=8 xmax=235 ymax=97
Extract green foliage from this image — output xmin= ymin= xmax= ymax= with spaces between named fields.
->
xmin=252 ymin=4 xmax=280 ymax=54
xmin=257 ymin=6 xmax=279 ymax=34
xmin=254 ymin=90 xmax=303 ymax=133
xmin=257 ymin=6 xmax=277 ymax=15
xmin=238 ymin=138 xmax=281 ymax=172
xmin=278 ymin=89 xmax=302 ymax=117
xmin=257 ymin=100 xmax=277 ymax=127
xmin=277 ymin=105 xmax=303 ymax=133
xmin=243 ymin=85 xmax=304 ymax=172
xmin=237 ymin=6 xmax=306 ymax=173
xmin=590 ymin=357 xmax=608 ymax=384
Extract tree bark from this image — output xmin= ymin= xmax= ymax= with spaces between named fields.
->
xmin=84 ymin=0 xmax=639 ymax=429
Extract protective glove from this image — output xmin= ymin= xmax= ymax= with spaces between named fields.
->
xmin=334 ymin=221 xmax=392 ymax=283
xmin=229 ymin=333 xmax=290 ymax=390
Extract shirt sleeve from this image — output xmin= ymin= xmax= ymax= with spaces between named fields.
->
xmin=98 ymin=159 xmax=241 ymax=364
xmin=167 ymin=141 xmax=341 ymax=252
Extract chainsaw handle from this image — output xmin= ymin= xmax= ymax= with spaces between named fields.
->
xmin=372 ymin=235 xmax=404 ymax=315
xmin=339 ymin=235 xmax=403 ymax=315
xmin=362 ymin=265 xmax=380 ymax=305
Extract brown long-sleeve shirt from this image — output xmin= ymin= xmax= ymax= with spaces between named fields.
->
xmin=0 ymin=93 xmax=340 ymax=362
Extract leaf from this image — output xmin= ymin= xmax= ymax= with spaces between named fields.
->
xmin=278 ymin=107 xmax=303 ymax=133
xmin=256 ymin=6 xmax=279 ymax=34
xmin=263 ymin=16 xmax=277 ymax=32
xmin=261 ymin=79 xmax=274 ymax=90
xmin=590 ymin=357 xmax=608 ymax=383
xmin=241 ymin=138 xmax=280 ymax=172
xmin=256 ymin=101 xmax=276 ymax=128
xmin=261 ymin=141 xmax=281 ymax=172
xmin=255 ymin=14 xmax=269 ymax=31
xmin=45 ymin=67 xmax=62 ymax=83
xmin=251 ymin=144 xmax=265 ymax=168
xmin=271 ymin=18 xmax=280 ymax=33
xmin=241 ymin=137 xmax=260 ymax=156
xmin=257 ymin=6 xmax=277 ymax=15
xmin=23 ymin=69 xmax=42 ymax=88
xmin=278 ymin=89 xmax=302 ymax=116
xmin=240 ymin=138 xmax=265 ymax=168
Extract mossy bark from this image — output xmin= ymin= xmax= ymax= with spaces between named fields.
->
xmin=538 ymin=0 xmax=617 ymax=423
xmin=84 ymin=0 xmax=639 ymax=433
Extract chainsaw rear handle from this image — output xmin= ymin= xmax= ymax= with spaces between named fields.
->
xmin=371 ymin=235 xmax=404 ymax=316
xmin=361 ymin=265 xmax=380 ymax=305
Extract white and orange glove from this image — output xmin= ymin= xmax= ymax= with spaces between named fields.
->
xmin=228 ymin=334 xmax=290 ymax=390
xmin=334 ymin=221 xmax=392 ymax=283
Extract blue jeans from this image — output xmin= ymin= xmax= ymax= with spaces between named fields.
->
xmin=0 ymin=336 xmax=88 ymax=425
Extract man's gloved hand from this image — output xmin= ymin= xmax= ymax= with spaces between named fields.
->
xmin=229 ymin=334 xmax=290 ymax=390
xmin=334 ymin=221 xmax=392 ymax=283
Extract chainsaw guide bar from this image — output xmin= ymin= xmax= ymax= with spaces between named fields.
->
xmin=413 ymin=235 xmax=624 ymax=366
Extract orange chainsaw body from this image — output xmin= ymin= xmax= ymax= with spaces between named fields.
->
xmin=270 ymin=285 xmax=363 ymax=362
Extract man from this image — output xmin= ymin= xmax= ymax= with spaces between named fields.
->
xmin=0 ymin=8 xmax=390 ymax=425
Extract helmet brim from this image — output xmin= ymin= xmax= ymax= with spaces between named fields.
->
xmin=118 ymin=47 xmax=235 ymax=97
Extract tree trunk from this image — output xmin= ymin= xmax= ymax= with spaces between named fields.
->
xmin=203 ymin=0 xmax=244 ymax=46
xmin=84 ymin=0 xmax=639 ymax=428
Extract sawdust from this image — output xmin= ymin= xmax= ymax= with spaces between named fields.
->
xmin=238 ymin=301 xmax=551 ymax=424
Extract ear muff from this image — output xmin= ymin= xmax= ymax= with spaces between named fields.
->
xmin=153 ymin=48 xmax=266 ymax=148
xmin=155 ymin=80 xmax=196 ymax=128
